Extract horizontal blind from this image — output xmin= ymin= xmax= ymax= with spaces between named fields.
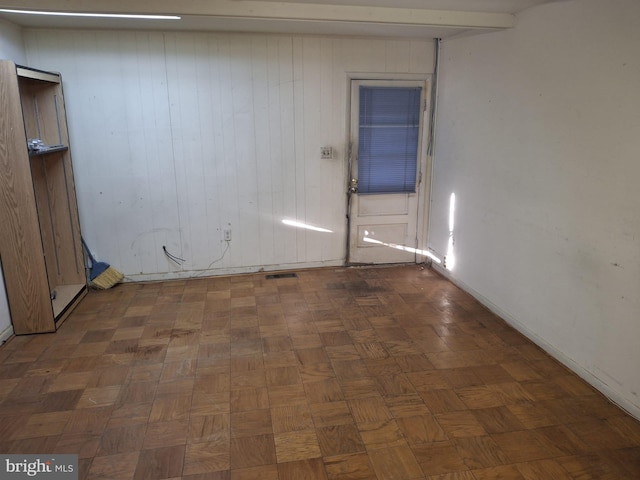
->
xmin=358 ymin=86 xmax=422 ymax=194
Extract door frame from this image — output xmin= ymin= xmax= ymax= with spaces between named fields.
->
xmin=344 ymin=73 xmax=433 ymax=265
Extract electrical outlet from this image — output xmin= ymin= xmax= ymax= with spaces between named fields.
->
xmin=224 ymin=229 xmax=232 ymax=241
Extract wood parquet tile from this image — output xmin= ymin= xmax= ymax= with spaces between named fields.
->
xmin=1 ymin=265 xmax=639 ymax=479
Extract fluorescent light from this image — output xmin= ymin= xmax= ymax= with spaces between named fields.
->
xmin=0 ymin=9 xmax=181 ymax=20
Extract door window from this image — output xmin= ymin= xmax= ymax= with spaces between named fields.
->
xmin=357 ymin=86 xmax=422 ymax=194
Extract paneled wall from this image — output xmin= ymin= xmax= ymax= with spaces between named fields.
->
xmin=0 ymin=18 xmax=25 ymax=64
xmin=25 ymin=31 xmax=433 ymax=280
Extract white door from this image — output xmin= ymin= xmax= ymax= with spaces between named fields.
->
xmin=347 ymin=79 xmax=430 ymax=264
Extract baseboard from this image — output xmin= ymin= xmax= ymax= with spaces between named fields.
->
xmin=432 ymin=264 xmax=640 ymax=421
xmin=123 ymin=259 xmax=345 ymax=283
xmin=0 ymin=324 xmax=13 ymax=346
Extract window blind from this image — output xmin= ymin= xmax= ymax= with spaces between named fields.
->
xmin=358 ymin=86 xmax=422 ymax=194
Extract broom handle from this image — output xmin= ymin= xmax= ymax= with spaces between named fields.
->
xmin=81 ymin=237 xmax=98 ymax=266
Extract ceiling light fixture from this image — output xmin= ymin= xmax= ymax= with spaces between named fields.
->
xmin=0 ymin=9 xmax=181 ymax=20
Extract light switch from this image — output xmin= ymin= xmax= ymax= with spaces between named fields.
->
xmin=320 ymin=146 xmax=333 ymax=159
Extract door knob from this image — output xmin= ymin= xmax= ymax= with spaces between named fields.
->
xmin=348 ymin=178 xmax=359 ymax=194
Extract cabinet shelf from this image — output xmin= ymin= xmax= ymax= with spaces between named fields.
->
xmin=52 ymin=283 xmax=87 ymax=320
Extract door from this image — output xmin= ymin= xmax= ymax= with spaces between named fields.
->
xmin=347 ymin=79 xmax=429 ymax=264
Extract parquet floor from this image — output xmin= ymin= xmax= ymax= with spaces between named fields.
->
xmin=1 ymin=265 xmax=639 ymax=479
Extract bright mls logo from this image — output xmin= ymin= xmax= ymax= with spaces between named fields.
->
xmin=1 ymin=455 xmax=78 ymax=479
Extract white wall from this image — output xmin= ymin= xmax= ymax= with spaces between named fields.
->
xmin=0 ymin=17 xmax=26 ymax=341
xmin=431 ymin=0 xmax=640 ymax=417
xmin=0 ymin=17 xmax=25 ymax=63
xmin=0 ymin=263 xmax=11 ymax=343
xmin=24 ymin=30 xmax=433 ymax=281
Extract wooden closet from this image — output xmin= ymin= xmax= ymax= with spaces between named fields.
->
xmin=0 ymin=60 xmax=86 ymax=335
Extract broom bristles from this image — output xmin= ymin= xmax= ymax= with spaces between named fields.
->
xmin=91 ymin=266 xmax=124 ymax=289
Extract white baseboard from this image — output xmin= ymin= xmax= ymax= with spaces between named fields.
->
xmin=432 ymin=264 xmax=640 ymax=421
xmin=123 ymin=259 xmax=345 ymax=283
xmin=0 ymin=325 xmax=13 ymax=346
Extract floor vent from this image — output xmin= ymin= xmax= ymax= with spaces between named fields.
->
xmin=265 ymin=273 xmax=298 ymax=280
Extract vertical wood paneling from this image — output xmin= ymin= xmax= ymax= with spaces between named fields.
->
xmin=232 ymin=36 xmax=260 ymax=267
xmin=301 ymin=37 xmax=334 ymax=262
xmin=23 ymin=30 xmax=434 ymax=280
xmin=275 ymin=37 xmax=298 ymax=266
xmin=198 ymin=35 xmax=227 ymax=270
xmin=27 ymin=31 xmax=179 ymax=276
xmin=263 ymin=37 xmax=282 ymax=265
xmin=291 ymin=37 xmax=307 ymax=263
xmin=252 ymin=37 xmax=275 ymax=265
xmin=205 ymin=36 xmax=238 ymax=268
xmin=385 ymin=40 xmax=411 ymax=72
xmin=213 ymin=34 xmax=241 ymax=271
xmin=135 ymin=33 xmax=179 ymax=275
xmin=410 ymin=40 xmax=434 ymax=73
xmin=319 ymin=37 xmax=341 ymax=262
xmin=165 ymin=33 xmax=207 ymax=272
xmin=118 ymin=32 xmax=159 ymax=275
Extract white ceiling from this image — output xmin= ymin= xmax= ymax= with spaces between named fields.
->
xmin=0 ymin=0 xmax=558 ymax=38
xmin=247 ymin=0 xmax=554 ymax=13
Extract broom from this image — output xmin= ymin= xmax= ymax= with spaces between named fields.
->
xmin=81 ymin=237 xmax=124 ymax=289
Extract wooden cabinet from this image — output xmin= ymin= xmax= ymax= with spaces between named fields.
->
xmin=0 ymin=60 xmax=87 ymax=335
